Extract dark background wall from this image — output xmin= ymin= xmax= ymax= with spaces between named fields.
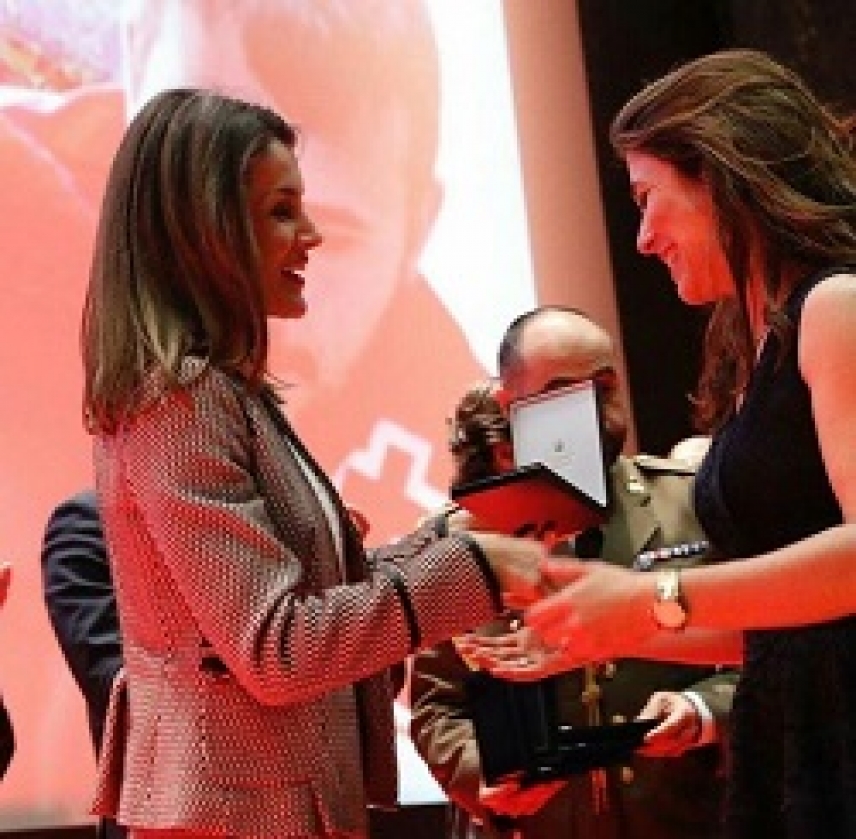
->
xmin=576 ymin=0 xmax=856 ymax=454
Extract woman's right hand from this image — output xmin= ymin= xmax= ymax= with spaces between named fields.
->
xmin=523 ymin=557 xmax=653 ymax=663
xmin=468 ymin=532 xmax=547 ymax=608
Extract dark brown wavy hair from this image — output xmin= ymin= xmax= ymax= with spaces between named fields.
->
xmin=447 ymin=380 xmax=511 ymax=489
xmin=610 ymin=49 xmax=856 ymax=431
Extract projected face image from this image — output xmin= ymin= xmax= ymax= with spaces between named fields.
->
xmin=266 ymin=117 xmax=430 ymax=405
xmin=125 ymin=0 xmax=441 ymax=402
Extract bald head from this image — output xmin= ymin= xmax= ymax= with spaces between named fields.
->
xmin=498 ymin=306 xmax=628 ymax=462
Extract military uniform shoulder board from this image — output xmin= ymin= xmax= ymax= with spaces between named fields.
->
xmin=632 ymin=453 xmax=696 ymax=476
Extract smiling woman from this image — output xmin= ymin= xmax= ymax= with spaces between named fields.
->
xmin=627 ymin=152 xmax=734 ymax=306
xmin=80 ymin=87 xmax=546 ymax=839
xmin=246 ymin=141 xmax=322 ymax=321
xmin=0 ymin=2 xmax=609 ymax=828
xmin=523 ymin=49 xmax=856 ymax=839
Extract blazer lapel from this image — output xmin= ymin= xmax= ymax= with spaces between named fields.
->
xmin=259 ymin=389 xmax=367 ymax=582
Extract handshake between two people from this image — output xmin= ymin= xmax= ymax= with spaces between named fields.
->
xmin=447 ymin=506 xmax=656 ymax=677
xmin=442 ymin=510 xmax=710 ymax=821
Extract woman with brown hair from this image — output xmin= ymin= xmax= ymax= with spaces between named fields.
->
xmin=81 ymin=88 xmax=542 ymax=839
xmin=511 ymin=50 xmax=856 ymax=838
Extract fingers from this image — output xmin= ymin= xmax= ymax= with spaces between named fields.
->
xmin=636 ymin=692 xmax=701 ymax=757
xmin=485 ymin=649 xmax=570 ymax=682
xmin=454 ymin=625 xmax=573 ymax=681
xmin=637 ymin=691 xmax=668 ymax=721
xmin=453 ymin=627 xmax=531 ymax=665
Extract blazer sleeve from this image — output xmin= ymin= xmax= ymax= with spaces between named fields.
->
xmin=98 ymin=369 xmax=502 ymax=707
xmin=41 ymin=490 xmax=122 ymax=753
xmin=410 ymin=640 xmax=492 ymax=821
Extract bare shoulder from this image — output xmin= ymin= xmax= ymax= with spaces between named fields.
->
xmin=804 ymin=270 xmax=856 ymax=310
xmin=800 ymin=272 xmax=856 ymax=377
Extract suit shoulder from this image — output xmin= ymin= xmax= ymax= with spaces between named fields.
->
xmin=631 ymin=453 xmax=697 ymax=477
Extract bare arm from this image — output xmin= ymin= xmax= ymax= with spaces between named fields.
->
xmin=524 ymin=275 xmax=856 ymax=659
xmin=679 ymin=273 xmax=856 ymax=630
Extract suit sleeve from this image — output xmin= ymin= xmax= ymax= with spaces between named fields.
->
xmin=410 ymin=640 xmax=493 ymax=821
xmin=687 ymin=668 xmax=739 ymax=745
xmin=41 ymin=491 xmax=122 ymax=753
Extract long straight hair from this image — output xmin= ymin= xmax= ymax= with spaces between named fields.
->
xmin=82 ymin=88 xmax=297 ymax=432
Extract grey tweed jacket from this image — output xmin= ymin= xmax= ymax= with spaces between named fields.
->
xmin=91 ymin=360 xmax=500 ymax=838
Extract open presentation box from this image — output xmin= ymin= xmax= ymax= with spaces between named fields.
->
xmin=451 ymin=380 xmax=610 ymax=536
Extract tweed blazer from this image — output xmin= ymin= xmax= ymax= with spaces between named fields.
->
xmin=91 ymin=361 xmax=501 ymax=838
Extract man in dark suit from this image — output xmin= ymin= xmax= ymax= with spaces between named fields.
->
xmin=41 ymin=491 xmax=124 ymax=839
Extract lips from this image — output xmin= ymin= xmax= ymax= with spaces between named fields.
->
xmin=282 ymin=269 xmax=305 ymax=285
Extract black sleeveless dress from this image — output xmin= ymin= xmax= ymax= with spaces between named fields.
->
xmin=695 ymin=269 xmax=856 ymax=839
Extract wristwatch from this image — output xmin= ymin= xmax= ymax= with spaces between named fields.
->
xmin=651 ymin=568 xmax=688 ymax=630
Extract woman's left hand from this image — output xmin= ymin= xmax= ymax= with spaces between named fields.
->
xmin=453 ymin=625 xmax=571 ymax=681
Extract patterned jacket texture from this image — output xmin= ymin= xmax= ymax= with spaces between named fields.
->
xmin=91 ymin=361 xmax=502 ymax=838
xmin=411 ymin=455 xmax=737 ymax=839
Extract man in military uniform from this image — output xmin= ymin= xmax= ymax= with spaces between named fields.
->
xmin=410 ymin=306 xmax=735 ymax=838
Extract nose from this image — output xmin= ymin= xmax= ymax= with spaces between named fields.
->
xmin=298 ymin=214 xmax=323 ymax=250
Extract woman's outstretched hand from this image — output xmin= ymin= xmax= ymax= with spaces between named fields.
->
xmin=521 ymin=557 xmax=653 ymax=665
xmin=467 ymin=532 xmax=548 ymax=608
xmin=453 ymin=624 xmax=571 ymax=681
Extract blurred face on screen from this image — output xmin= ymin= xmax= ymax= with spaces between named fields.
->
xmin=124 ymin=0 xmax=439 ymax=406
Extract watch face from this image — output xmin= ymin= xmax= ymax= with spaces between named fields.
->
xmin=652 ymin=599 xmax=687 ymax=630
